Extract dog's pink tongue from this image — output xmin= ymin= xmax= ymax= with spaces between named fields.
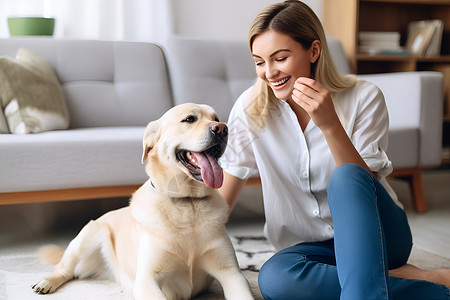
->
xmin=192 ymin=152 xmax=223 ymax=189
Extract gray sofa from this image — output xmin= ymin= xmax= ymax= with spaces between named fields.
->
xmin=0 ymin=37 xmax=443 ymax=212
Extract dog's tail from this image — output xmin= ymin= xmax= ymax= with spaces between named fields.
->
xmin=38 ymin=244 xmax=65 ymax=265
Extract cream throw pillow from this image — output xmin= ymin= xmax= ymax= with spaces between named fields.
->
xmin=0 ymin=107 xmax=9 ymax=133
xmin=0 ymin=48 xmax=69 ymax=134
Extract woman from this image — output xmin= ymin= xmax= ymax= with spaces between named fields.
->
xmin=219 ymin=1 xmax=450 ymax=299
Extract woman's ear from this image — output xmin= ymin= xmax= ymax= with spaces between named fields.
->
xmin=310 ymin=40 xmax=321 ymax=63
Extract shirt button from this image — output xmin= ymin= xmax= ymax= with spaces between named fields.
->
xmin=312 ymin=209 xmax=319 ymax=216
xmin=303 ymin=172 xmax=308 ymax=178
xmin=327 ymin=225 xmax=333 ymax=231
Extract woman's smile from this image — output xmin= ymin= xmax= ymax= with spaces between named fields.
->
xmin=270 ymin=76 xmax=291 ymax=90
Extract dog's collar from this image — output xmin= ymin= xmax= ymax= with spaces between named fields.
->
xmin=170 ymin=195 xmax=208 ymax=202
xmin=148 ymin=178 xmax=208 ymax=201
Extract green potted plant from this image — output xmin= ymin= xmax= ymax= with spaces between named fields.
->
xmin=8 ymin=16 xmax=55 ymax=36
xmin=7 ymin=0 xmax=55 ymax=36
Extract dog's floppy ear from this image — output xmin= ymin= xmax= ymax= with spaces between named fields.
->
xmin=142 ymin=120 xmax=161 ymax=163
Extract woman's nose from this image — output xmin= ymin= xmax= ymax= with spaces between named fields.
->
xmin=265 ymin=63 xmax=278 ymax=79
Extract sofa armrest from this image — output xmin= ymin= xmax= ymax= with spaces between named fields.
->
xmin=358 ymin=72 xmax=444 ymax=168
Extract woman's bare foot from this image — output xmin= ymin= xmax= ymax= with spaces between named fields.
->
xmin=389 ymin=264 xmax=450 ymax=287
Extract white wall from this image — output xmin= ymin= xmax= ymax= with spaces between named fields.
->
xmin=0 ymin=0 xmax=323 ymax=42
xmin=172 ymin=0 xmax=323 ymax=42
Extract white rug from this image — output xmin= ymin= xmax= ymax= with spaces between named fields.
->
xmin=0 ymin=235 xmax=274 ymax=300
xmin=1 ymin=235 xmax=449 ymax=300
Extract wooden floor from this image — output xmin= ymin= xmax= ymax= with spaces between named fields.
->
xmin=0 ymin=169 xmax=448 ymax=261
xmin=389 ymin=169 xmax=450 ymax=260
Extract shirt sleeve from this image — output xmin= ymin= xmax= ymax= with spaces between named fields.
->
xmin=220 ymin=87 xmax=259 ymax=180
xmin=351 ymin=81 xmax=393 ymax=177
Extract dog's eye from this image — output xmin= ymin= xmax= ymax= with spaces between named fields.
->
xmin=181 ymin=115 xmax=197 ymax=123
xmin=214 ymin=117 xmax=220 ymax=122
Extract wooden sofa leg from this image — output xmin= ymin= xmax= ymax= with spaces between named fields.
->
xmin=409 ymin=170 xmax=427 ymax=213
xmin=390 ymin=168 xmax=427 ymax=213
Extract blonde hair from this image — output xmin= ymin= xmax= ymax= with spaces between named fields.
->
xmin=247 ymin=0 xmax=356 ymax=131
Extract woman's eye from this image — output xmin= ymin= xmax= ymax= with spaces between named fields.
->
xmin=276 ymin=57 xmax=287 ymax=62
xmin=181 ymin=116 xmax=197 ymax=123
xmin=255 ymin=61 xmax=264 ymax=66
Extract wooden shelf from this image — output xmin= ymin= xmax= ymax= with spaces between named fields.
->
xmin=357 ymin=54 xmax=450 ymax=63
xmin=323 ymin=0 xmax=450 ymax=164
xmin=357 ymin=54 xmax=411 ymax=61
xmin=361 ymin=0 xmax=450 ymax=5
xmin=416 ymin=56 xmax=450 ymax=63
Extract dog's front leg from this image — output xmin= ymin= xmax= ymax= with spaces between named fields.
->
xmin=201 ymin=237 xmax=254 ymax=300
xmin=133 ymin=235 xmax=167 ymax=300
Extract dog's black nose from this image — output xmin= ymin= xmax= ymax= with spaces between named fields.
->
xmin=210 ymin=123 xmax=228 ymax=137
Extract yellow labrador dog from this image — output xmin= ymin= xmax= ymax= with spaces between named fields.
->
xmin=32 ymin=103 xmax=254 ymax=300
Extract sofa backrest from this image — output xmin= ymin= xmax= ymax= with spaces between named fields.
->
xmin=0 ymin=38 xmax=173 ymax=128
xmin=326 ymin=37 xmax=353 ymax=75
xmin=164 ymin=36 xmax=257 ymax=122
xmin=163 ymin=36 xmax=356 ymax=123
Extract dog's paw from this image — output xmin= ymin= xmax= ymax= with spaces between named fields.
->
xmin=31 ymin=279 xmax=57 ymax=294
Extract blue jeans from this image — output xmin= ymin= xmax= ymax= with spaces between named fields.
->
xmin=258 ymin=164 xmax=450 ymax=300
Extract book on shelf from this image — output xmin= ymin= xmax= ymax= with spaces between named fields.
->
xmin=358 ymin=31 xmax=407 ymax=55
xmin=405 ymin=20 xmax=443 ymax=57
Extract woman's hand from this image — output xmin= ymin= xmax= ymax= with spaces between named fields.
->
xmin=291 ymin=77 xmax=373 ymax=174
xmin=291 ymin=77 xmax=340 ymax=133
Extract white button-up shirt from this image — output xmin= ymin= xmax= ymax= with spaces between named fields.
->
xmin=221 ymin=80 xmax=401 ymax=251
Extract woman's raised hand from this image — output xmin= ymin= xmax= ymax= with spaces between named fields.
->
xmin=291 ymin=77 xmax=340 ymax=133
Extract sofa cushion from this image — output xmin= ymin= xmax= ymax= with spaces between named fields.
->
xmin=387 ymin=127 xmax=419 ymax=168
xmin=61 ymin=40 xmax=174 ymax=128
xmin=0 ymin=127 xmax=147 ymax=193
xmin=0 ymin=39 xmax=173 ymax=129
xmin=0 ymin=108 xmax=8 ymax=133
xmin=0 ymin=48 xmax=69 ymax=134
xmin=164 ymin=37 xmax=256 ymax=121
